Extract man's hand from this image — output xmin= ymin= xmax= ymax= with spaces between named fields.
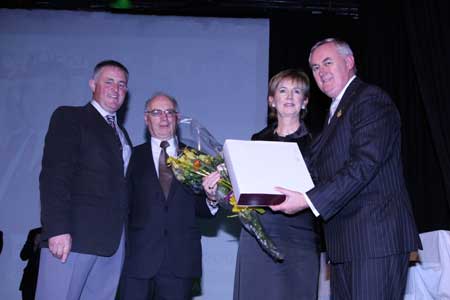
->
xmin=269 ymin=187 xmax=309 ymax=214
xmin=202 ymin=171 xmax=221 ymax=201
xmin=48 ymin=233 xmax=72 ymax=263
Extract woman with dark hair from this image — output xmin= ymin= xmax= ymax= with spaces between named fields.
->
xmin=233 ymin=69 xmax=321 ymax=299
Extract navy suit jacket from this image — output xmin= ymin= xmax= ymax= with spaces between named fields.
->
xmin=39 ymin=103 xmax=131 ymax=256
xmin=122 ymin=142 xmax=213 ymax=279
xmin=307 ymin=78 xmax=421 ymax=263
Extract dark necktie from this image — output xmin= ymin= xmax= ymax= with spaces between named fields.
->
xmin=106 ymin=115 xmax=123 ymax=151
xmin=159 ymin=140 xmax=173 ymax=198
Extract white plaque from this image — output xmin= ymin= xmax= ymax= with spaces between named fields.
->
xmin=223 ymin=139 xmax=314 ymax=206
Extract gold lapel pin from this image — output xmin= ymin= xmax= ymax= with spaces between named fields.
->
xmin=336 ymin=109 xmax=343 ymax=118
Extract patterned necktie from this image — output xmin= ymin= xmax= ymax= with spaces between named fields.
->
xmin=106 ymin=115 xmax=123 ymax=151
xmin=106 ymin=115 xmax=116 ymax=129
xmin=159 ymin=140 xmax=173 ymax=199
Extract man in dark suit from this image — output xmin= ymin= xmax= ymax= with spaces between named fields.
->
xmin=271 ymin=38 xmax=421 ymax=299
xmin=119 ymin=93 xmax=218 ymax=300
xmin=36 ymin=60 xmax=132 ymax=300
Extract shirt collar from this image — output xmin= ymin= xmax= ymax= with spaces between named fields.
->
xmin=272 ymin=121 xmax=309 ymax=141
xmin=334 ymin=75 xmax=356 ymax=102
xmin=151 ymin=137 xmax=177 ymax=155
xmin=91 ymin=100 xmax=116 ymax=119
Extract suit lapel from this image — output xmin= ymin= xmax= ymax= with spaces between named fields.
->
xmin=85 ymin=103 xmax=124 ymax=163
xmin=143 ymin=142 xmax=158 ymax=179
xmin=118 ymin=123 xmax=132 ymax=147
xmin=165 ymin=142 xmax=189 ymax=202
xmin=310 ymin=78 xmax=362 ymax=161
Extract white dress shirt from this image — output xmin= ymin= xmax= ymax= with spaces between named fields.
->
xmin=150 ymin=137 xmax=219 ymax=214
xmin=151 ymin=137 xmax=177 ymax=178
xmin=327 ymin=75 xmax=356 ymax=124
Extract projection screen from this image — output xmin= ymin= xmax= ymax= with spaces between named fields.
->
xmin=0 ymin=9 xmax=269 ymax=300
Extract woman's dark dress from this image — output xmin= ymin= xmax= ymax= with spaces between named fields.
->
xmin=233 ymin=123 xmax=321 ymax=300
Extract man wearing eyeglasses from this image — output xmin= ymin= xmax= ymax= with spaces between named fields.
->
xmin=119 ymin=92 xmax=218 ymax=300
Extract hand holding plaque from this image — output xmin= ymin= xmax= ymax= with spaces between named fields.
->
xmin=223 ymin=139 xmax=315 ymax=206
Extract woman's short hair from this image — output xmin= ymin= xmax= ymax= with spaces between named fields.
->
xmin=268 ymin=69 xmax=310 ymax=121
xmin=268 ymin=69 xmax=310 ymax=98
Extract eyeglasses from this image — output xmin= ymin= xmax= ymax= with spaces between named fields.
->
xmin=145 ymin=109 xmax=178 ymax=118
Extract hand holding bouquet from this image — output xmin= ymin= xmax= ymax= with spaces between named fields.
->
xmin=168 ymin=117 xmax=284 ymax=261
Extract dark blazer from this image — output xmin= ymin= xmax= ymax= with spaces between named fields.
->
xmin=122 ymin=142 xmax=213 ymax=279
xmin=307 ymin=78 xmax=421 ymax=263
xmin=251 ymin=123 xmax=320 ymax=248
xmin=39 ymin=103 xmax=131 ymax=256
xmin=232 ymin=124 xmax=321 ymax=300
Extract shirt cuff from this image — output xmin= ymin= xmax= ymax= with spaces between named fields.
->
xmin=304 ymin=193 xmax=320 ymax=217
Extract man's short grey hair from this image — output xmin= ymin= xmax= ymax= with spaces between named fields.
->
xmin=145 ymin=92 xmax=179 ymax=111
xmin=309 ymin=38 xmax=357 ymax=73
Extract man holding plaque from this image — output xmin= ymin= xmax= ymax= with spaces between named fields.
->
xmin=271 ymin=38 xmax=421 ymax=300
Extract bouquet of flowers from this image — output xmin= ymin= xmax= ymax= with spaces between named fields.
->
xmin=168 ymin=117 xmax=284 ymax=261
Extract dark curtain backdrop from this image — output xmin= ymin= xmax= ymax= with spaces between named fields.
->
xmin=269 ymin=12 xmax=364 ymax=135
xmin=269 ymin=1 xmax=450 ymax=233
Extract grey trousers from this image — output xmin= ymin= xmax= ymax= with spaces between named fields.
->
xmin=35 ymin=231 xmax=125 ymax=300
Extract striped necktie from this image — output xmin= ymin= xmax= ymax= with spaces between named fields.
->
xmin=106 ymin=115 xmax=123 ymax=151
xmin=106 ymin=115 xmax=116 ymax=129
